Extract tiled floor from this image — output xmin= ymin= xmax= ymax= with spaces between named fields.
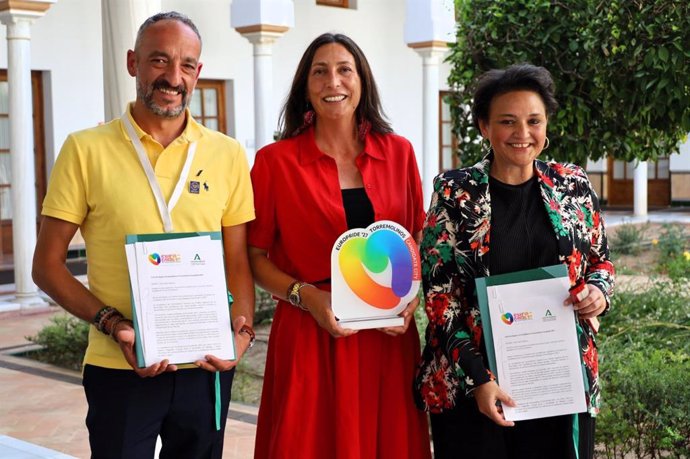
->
xmin=0 ymin=308 xmax=257 ymax=459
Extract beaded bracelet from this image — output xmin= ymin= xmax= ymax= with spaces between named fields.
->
xmin=93 ymin=306 xmax=114 ymax=328
xmin=93 ymin=306 xmax=120 ymax=334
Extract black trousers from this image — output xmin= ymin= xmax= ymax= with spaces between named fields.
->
xmin=430 ymin=395 xmax=595 ymax=459
xmin=83 ymin=365 xmax=234 ymax=459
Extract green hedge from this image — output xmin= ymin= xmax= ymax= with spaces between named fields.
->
xmin=597 ymin=280 xmax=690 ymax=458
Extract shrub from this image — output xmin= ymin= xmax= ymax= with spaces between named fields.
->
xmin=661 ymin=252 xmax=690 ymax=282
xmin=414 ymin=300 xmax=429 ymax=347
xmin=597 ymin=280 xmax=690 ymax=458
xmin=610 ymin=223 xmax=647 ymax=256
xmin=656 ymin=224 xmax=688 ymax=259
xmin=27 ymin=314 xmax=89 ymax=371
xmin=598 ymin=348 xmax=690 ymax=459
xmin=602 ymin=280 xmax=690 ymax=353
xmin=254 ymin=287 xmax=277 ymax=324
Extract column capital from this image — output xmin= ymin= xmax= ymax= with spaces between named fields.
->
xmin=407 ymin=41 xmax=449 ymax=61
xmin=0 ymin=0 xmax=56 ymax=25
xmin=236 ymin=24 xmax=289 ymax=46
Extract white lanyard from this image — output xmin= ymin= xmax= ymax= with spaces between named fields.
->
xmin=122 ymin=114 xmax=197 ymax=233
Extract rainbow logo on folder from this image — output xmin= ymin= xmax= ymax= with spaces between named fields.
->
xmin=148 ymin=253 xmax=161 ymax=265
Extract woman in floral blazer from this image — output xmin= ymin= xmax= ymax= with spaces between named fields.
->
xmin=415 ymin=64 xmax=614 ymax=459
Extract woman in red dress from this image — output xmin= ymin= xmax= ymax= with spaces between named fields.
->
xmin=248 ymin=33 xmax=431 ymax=459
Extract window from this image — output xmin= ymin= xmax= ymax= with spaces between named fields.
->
xmin=0 ymin=69 xmax=46 ymax=256
xmin=439 ymin=91 xmax=459 ymax=172
xmin=316 ymin=0 xmax=349 ymax=7
xmin=612 ymin=157 xmax=669 ymax=180
xmin=190 ymin=80 xmax=227 ymax=134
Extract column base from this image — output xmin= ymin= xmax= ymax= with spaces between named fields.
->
xmin=0 ymin=293 xmax=50 ymax=313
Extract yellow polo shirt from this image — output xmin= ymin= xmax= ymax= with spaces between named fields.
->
xmin=42 ymin=106 xmax=255 ymax=369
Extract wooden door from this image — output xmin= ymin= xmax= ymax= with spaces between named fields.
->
xmin=0 ymin=70 xmax=46 ymax=259
xmin=607 ymin=157 xmax=670 ymax=207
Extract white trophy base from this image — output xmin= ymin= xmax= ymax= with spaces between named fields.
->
xmin=337 ymin=315 xmax=405 ymax=330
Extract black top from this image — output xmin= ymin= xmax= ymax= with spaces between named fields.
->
xmin=488 ymin=175 xmax=559 ymax=275
xmin=342 ymin=188 xmax=375 ymax=230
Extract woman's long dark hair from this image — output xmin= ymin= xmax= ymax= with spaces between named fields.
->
xmin=278 ymin=33 xmax=392 ymax=140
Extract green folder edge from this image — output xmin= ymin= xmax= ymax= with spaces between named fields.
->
xmin=474 ymin=264 xmax=568 ymax=377
xmin=475 ymin=264 xmax=586 ymax=457
xmin=125 ymin=231 xmax=235 ymax=368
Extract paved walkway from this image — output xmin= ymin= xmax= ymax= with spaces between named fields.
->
xmin=603 ymin=207 xmax=690 ymax=227
xmin=0 ymin=208 xmax=687 ymax=458
xmin=0 ymin=308 xmax=257 ymax=459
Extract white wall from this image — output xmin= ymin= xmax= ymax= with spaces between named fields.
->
xmin=672 ymin=136 xmax=690 ymax=170
xmin=587 ymin=158 xmax=606 ymax=172
xmin=1 ymin=0 xmax=446 ymax=165
xmin=0 ymin=0 xmax=104 ymax=164
xmin=164 ymin=0 xmax=444 ymax=160
xmin=274 ymin=0 xmax=429 ymax=155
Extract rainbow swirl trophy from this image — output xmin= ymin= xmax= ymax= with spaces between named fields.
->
xmin=331 ymin=220 xmax=421 ymax=330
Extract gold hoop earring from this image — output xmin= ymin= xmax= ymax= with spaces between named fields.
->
xmin=543 ymin=137 xmax=550 ymax=150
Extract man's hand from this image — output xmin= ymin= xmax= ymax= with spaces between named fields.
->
xmin=114 ymin=321 xmax=178 ymax=377
xmin=474 ymin=381 xmax=516 ymax=427
xmin=194 ymin=316 xmax=251 ymax=372
xmin=378 ymin=295 xmax=419 ymax=336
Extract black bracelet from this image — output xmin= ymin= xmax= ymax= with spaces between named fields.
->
xmin=93 ymin=306 xmax=123 ymax=334
xmin=93 ymin=306 xmax=115 ymax=332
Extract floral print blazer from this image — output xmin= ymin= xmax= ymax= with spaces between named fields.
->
xmin=414 ymin=155 xmax=615 ymax=415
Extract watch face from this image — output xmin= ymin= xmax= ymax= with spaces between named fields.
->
xmin=288 ymin=282 xmax=302 ymax=305
xmin=288 ymin=291 xmax=300 ymax=305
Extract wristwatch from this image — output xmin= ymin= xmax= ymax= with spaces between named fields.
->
xmin=238 ymin=324 xmax=256 ymax=348
xmin=287 ymin=281 xmax=312 ymax=310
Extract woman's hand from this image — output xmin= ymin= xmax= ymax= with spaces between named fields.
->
xmin=378 ymin=295 xmax=419 ymax=336
xmin=564 ymin=284 xmax=606 ymax=319
xmin=474 ymin=381 xmax=516 ymax=427
xmin=301 ymin=286 xmax=358 ymax=338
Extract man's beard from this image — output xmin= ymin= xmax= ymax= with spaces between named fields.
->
xmin=137 ymin=77 xmax=189 ymax=119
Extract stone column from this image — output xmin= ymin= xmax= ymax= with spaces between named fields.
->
xmin=231 ymin=0 xmax=293 ymax=159
xmin=235 ymin=26 xmax=288 ymax=151
xmin=404 ymin=0 xmax=455 ymax=205
xmin=408 ymin=43 xmax=448 ymax=205
xmin=634 ymin=161 xmax=648 ymax=217
xmin=101 ymin=0 xmax=161 ymax=122
xmin=0 ymin=0 xmax=56 ymax=310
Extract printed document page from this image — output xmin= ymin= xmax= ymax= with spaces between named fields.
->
xmin=486 ymin=276 xmax=586 ymax=421
xmin=125 ymin=235 xmax=235 ymax=367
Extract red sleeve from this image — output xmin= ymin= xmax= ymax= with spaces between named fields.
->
xmin=247 ymin=150 xmax=276 ymax=250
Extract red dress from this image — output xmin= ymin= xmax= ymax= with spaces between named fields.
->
xmin=249 ymin=127 xmax=431 ymax=459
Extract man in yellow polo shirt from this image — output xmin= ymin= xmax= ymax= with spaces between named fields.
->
xmin=32 ymin=11 xmax=255 ymax=458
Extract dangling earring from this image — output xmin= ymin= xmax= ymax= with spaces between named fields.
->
xmin=290 ymin=105 xmax=316 ymax=137
xmin=543 ymin=137 xmax=550 ymax=150
xmin=481 ymin=137 xmax=491 ymax=153
xmin=303 ymin=109 xmax=315 ymax=127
